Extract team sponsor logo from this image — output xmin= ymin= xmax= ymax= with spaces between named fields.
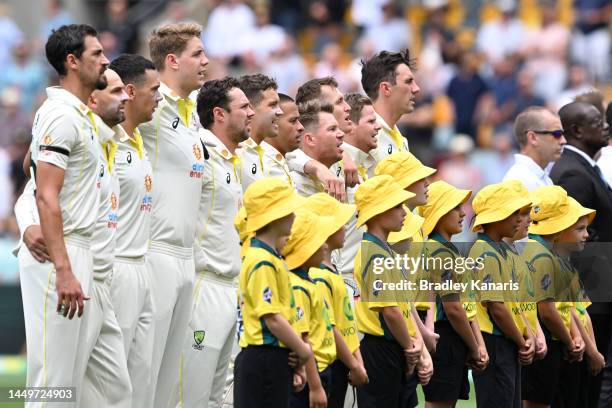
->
xmin=387 ymin=144 xmax=393 ymax=154
xmin=193 ymin=330 xmax=205 ymax=350
xmin=533 ymin=206 xmax=541 ymax=214
xmin=442 ymin=270 xmax=452 ymax=283
xmin=110 ymin=192 xmax=118 ymax=210
xmin=144 ymin=175 xmax=153 ymax=192
xmin=263 ymin=287 xmax=272 ymax=303
xmin=193 ymin=144 xmax=202 ymax=161
xmin=172 ymin=117 xmax=180 ymax=129
xmin=296 ymin=306 xmax=304 ymax=321
xmin=251 ymin=163 xmax=257 ymax=175
xmin=127 ymin=151 xmax=132 ymax=164
xmin=43 ymin=134 xmax=52 ymax=145
xmin=483 ymin=274 xmax=493 ymax=285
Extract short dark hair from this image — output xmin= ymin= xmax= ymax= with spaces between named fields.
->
xmin=298 ymin=100 xmax=334 ymax=131
xmin=197 ymin=76 xmax=241 ymax=129
xmin=237 ymin=74 xmax=277 ymax=107
xmin=345 ymin=93 xmax=372 ymax=124
xmin=513 ymin=106 xmax=555 ymax=147
xmin=279 ymin=93 xmax=294 ymax=104
xmin=109 ymin=54 xmax=156 ymax=85
xmin=575 ymin=90 xmax=605 ymax=115
xmin=361 ymin=49 xmax=416 ymax=101
xmin=45 ymin=24 xmax=98 ymax=76
xmin=295 ymin=77 xmax=338 ymax=105
xmin=606 ymin=101 xmax=612 ymax=130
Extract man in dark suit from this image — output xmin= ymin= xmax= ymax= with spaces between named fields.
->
xmin=551 ymin=101 xmax=612 ymax=408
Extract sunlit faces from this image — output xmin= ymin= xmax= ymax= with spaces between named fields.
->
xmin=370 ymin=203 xmax=406 ymax=233
xmin=320 ymin=84 xmax=353 ymax=134
xmin=387 ymin=63 xmax=420 ymax=115
xmin=252 ymin=88 xmax=283 ymax=138
xmin=437 ymin=204 xmax=466 ymax=236
xmin=406 ymin=178 xmax=429 ymax=208
xmin=224 ymin=87 xmax=255 ymax=145
xmin=277 ymin=101 xmax=304 ymax=153
xmin=529 ymin=111 xmax=566 ymax=163
xmin=557 ymin=215 xmax=589 ymax=252
xmin=91 ymin=69 xmax=128 ymax=126
xmin=305 ymin=111 xmax=344 ymax=167
xmin=129 ymin=68 xmax=162 ymax=123
xmin=176 ymin=36 xmax=209 ymax=92
xmin=513 ymin=206 xmax=532 ymax=241
xmin=76 ymin=35 xmax=109 ymax=90
xmin=354 ymin=104 xmax=380 ymax=152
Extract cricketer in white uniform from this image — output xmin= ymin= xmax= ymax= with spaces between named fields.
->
xmin=139 ymin=23 xmax=209 ymax=408
xmin=108 ymin=53 xmax=161 ymax=408
xmin=176 ymin=78 xmax=253 ymax=407
xmin=19 ymin=78 xmax=101 ymax=406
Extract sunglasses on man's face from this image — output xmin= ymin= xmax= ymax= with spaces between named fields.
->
xmin=527 ymin=129 xmax=565 ymax=139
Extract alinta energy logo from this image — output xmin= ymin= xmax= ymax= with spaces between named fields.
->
xmin=190 ymin=144 xmax=204 ymax=178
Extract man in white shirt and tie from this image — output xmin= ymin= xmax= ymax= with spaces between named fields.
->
xmin=503 ymin=106 xmax=566 ymax=191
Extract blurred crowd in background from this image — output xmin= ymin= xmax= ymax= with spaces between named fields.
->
xmin=0 ymin=0 xmax=610 ymax=283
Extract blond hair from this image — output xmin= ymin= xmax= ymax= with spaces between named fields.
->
xmin=148 ymin=22 xmax=202 ymax=71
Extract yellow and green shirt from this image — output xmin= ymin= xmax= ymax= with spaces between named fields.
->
xmin=427 ymin=233 xmax=477 ymax=323
xmin=469 ymin=233 xmax=515 ymax=336
xmin=505 ymin=242 xmax=538 ymax=336
xmin=524 ymin=234 xmax=571 ymax=339
xmin=290 ymin=268 xmax=337 ymax=372
xmin=558 ymin=255 xmax=591 ymax=333
xmin=354 ymin=232 xmax=417 ymax=341
xmin=311 ymin=264 xmax=360 ymax=354
xmin=237 ymin=238 xmax=297 ymax=348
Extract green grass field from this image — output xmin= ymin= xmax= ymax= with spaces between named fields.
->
xmin=0 ymin=356 xmax=477 ymax=407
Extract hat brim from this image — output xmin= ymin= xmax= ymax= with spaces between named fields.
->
xmin=246 ymin=194 xmax=304 ymax=233
xmin=398 ymin=166 xmax=437 ymax=189
xmin=472 ymin=196 xmax=532 ymax=232
xmin=388 ymin=212 xmax=425 ymax=244
xmin=529 ymin=202 xmax=596 ymax=235
xmin=329 ymin=203 xmax=356 ymax=235
xmin=357 ymin=189 xmax=415 ymax=227
xmin=422 ymin=189 xmax=471 ymax=237
xmin=285 ymin=218 xmax=337 ymax=270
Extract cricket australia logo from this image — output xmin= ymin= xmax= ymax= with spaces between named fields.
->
xmin=193 ymin=330 xmax=205 ymax=350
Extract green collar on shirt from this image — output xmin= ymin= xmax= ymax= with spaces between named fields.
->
xmin=250 ymin=237 xmax=282 ymax=259
xmin=291 ymin=267 xmax=312 ymax=282
xmin=429 ymin=232 xmax=460 ymax=254
xmin=477 ymin=232 xmax=507 ymax=258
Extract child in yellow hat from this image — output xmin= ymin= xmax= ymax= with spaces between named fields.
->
xmin=547 ymin=197 xmax=599 ymax=408
xmin=415 ymin=180 xmax=489 ymax=406
xmin=467 ymin=181 xmax=536 ymax=408
xmin=375 ymin=151 xmax=439 ymax=353
xmin=352 ymin=175 xmax=433 ymax=406
xmin=234 ymin=178 xmax=312 ymax=408
xmin=304 ymin=193 xmax=369 ymax=407
xmin=521 ymin=186 xmax=587 ymax=408
xmin=501 ymin=181 xmax=548 ymax=363
xmin=282 ymin=208 xmax=341 ymax=408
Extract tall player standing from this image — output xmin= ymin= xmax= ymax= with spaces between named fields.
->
xmin=108 ymin=53 xmax=161 ymax=408
xmin=17 ymin=24 xmax=108 ymax=406
xmin=139 ymin=23 xmax=209 ymax=408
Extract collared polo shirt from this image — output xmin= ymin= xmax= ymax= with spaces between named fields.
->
xmin=310 ymin=263 xmax=360 ymax=354
xmin=502 ymin=153 xmax=553 ymax=191
xmin=290 ymin=149 xmax=344 ymax=197
xmin=237 ymin=137 xmax=265 ymax=191
xmin=260 ymin=140 xmax=293 ymax=186
xmin=194 ymin=129 xmax=242 ymax=278
xmin=30 ymin=86 xmax=101 ymax=237
xmin=138 ymin=82 xmax=204 ymax=248
xmin=114 ymin=125 xmax=153 ymax=258
xmin=237 ymin=237 xmax=297 ymax=348
xmin=371 ymin=111 xmax=409 ymax=164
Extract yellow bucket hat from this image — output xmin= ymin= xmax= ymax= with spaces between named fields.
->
xmin=283 ymin=209 xmax=337 ymax=270
xmin=529 ymin=186 xmax=595 ymax=235
xmin=472 ymin=182 xmax=532 ymax=232
xmin=234 ymin=206 xmax=253 ymax=258
xmin=567 ymin=197 xmax=596 ymax=226
xmin=243 ymin=178 xmax=302 ymax=233
xmin=374 ymin=151 xmax=437 ymax=189
xmin=416 ymin=180 xmax=472 ymax=237
xmin=304 ymin=193 xmax=356 ymax=235
xmin=388 ymin=209 xmax=425 ymax=244
xmin=355 ymin=175 xmax=415 ymax=227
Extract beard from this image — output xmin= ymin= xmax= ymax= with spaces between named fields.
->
xmin=95 ymin=73 xmax=108 ymax=90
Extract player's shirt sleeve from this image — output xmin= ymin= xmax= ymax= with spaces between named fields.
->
xmin=246 ymin=261 xmax=283 ymax=319
xmin=14 ymin=179 xmax=39 ymax=239
xmin=36 ymin=115 xmax=79 ymax=170
xmin=477 ymin=250 xmax=505 ymax=303
xmin=286 ymin=148 xmax=311 ymax=173
xmin=313 ymin=274 xmax=336 ymax=326
xmin=362 ymin=252 xmax=403 ymax=310
xmin=531 ymin=254 xmax=556 ymax=302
